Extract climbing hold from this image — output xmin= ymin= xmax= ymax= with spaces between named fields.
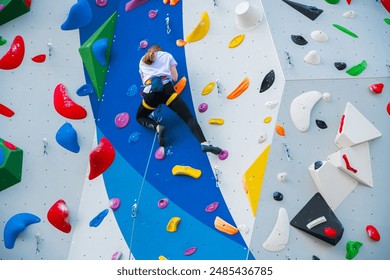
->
xmin=316 ymin=119 xmax=328 ymax=129
xmin=176 ymin=39 xmax=187 ymax=47
xmin=205 ymin=202 xmax=219 ymax=212
xmin=0 ymin=103 xmax=15 ymax=117
xmin=385 ymin=18 xmax=390 ymax=25
xmin=387 ymin=102 xmax=390 ymax=115
xmin=3 ymin=213 xmax=41 ymax=249
xmin=234 ymin=1 xmax=263 ymax=31
xmin=343 ymin=10 xmax=356 ymax=18
xmin=325 ymin=0 xmax=339 ymax=3
xmin=0 ymin=35 xmax=25 ymax=70
xmin=61 ymin=0 xmax=93 ymax=30
xmin=346 ymin=240 xmax=362 ymax=260
xmin=314 ymin=160 xmax=323 ymax=170
xmin=290 ymin=90 xmax=322 ymax=132
xmin=369 ymin=83 xmax=384 ymax=94
xmin=227 ymin=77 xmax=250 ymax=99
xmin=174 ymin=76 xmax=187 ymax=94
xmin=322 ymin=92 xmax=331 ymax=102
xmin=332 ymin=24 xmax=358 ymax=38
xmin=172 ymin=165 xmax=201 ymax=179
xmin=310 ymin=30 xmax=328 ymax=42
xmin=260 ymin=70 xmax=275 ymax=93
xmin=111 ymin=251 xmax=122 ymax=260
xmin=157 ymin=198 xmax=168 ymax=209
xmin=275 ymin=124 xmax=285 ymax=136
xmin=77 ymin=84 xmax=94 ymax=96
xmin=128 ymin=131 xmax=141 ymax=143
xmin=264 ymin=116 xmax=272 ymax=123
xmin=88 ymin=137 xmax=116 ymax=180
xmin=89 ymin=209 xmax=109 ymax=227
xmin=184 ymin=247 xmax=197 ymax=256
xmin=263 ymin=208 xmax=290 ymax=251
xmin=169 ymin=0 xmax=180 ymax=6
xmin=228 ymin=34 xmax=245 ymax=48
xmin=291 ymin=34 xmax=308 ymax=45
xmin=258 ymin=131 xmax=267 ymax=143
xmin=54 ymin=84 xmax=87 ymax=119
xmin=214 ymin=216 xmax=239 ymax=235
xmin=139 ymin=39 xmax=148 ymax=49
xmin=208 ymin=118 xmax=224 ymax=125
xmin=277 ymin=172 xmax=288 ymax=182
xmin=202 ymin=82 xmax=215 ymax=95
xmin=312 ymin=255 xmax=320 ymax=260
xmin=109 ymin=198 xmax=121 ymax=210
xmin=47 ymin=199 xmax=71 ymax=233
xmin=218 ymin=150 xmax=229 ymax=160
xmin=125 ymin=0 xmax=148 ymax=12
xmin=304 ymin=50 xmax=321 ymax=65
xmin=198 ymin=103 xmax=208 ymax=113
xmin=334 ymin=62 xmax=347 ymax=70
xmin=115 ymin=112 xmax=130 ymax=128
xmin=166 ymin=217 xmax=181 ymax=232
xmin=148 ymin=9 xmax=158 ymax=19
xmin=381 ymin=0 xmax=390 ymax=13
xmin=155 ymin=146 xmax=165 ymax=160
xmin=265 ymin=100 xmax=278 ymax=109
xmin=127 ymin=84 xmax=138 ymax=96
xmin=185 ymin=12 xmax=210 ymax=42
xmin=0 ymin=36 xmax=6 ymax=46
xmin=92 ymin=38 xmax=109 ymax=66
xmin=0 ymin=0 xmax=31 ymax=26
xmin=366 ymin=225 xmax=380 ymax=241
xmin=306 ymin=216 xmax=327 ymax=229
xmin=55 ymin=122 xmax=80 ymax=153
xmin=282 ymin=0 xmax=323 ymax=21
xmin=273 ymin=191 xmax=284 ymax=201
xmin=158 ymin=255 xmax=167 ymax=260
xmin=0 ymin=138 xmax=23 ymax=192
xmin=96 ymin=0 xmax=108 ymax=7
xmin=346 ymin=0 xmax=352 ymax=4
xmin=31 ymin=54 xmax=46 ymax=63
xmin=324 ymin=227 xmax=337 ymax=238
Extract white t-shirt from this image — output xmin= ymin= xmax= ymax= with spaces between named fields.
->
xmin=139 ymin=51 xmax=178 ymax=84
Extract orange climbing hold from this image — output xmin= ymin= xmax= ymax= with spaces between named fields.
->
xmin=0 ymin=35 xmax=25 ymax=70
xmin=275 ymin=124 xmax=285 ymax=136
xmin=88 ymin=137 xmax=116 ymax=180
xmin=226 ymin=77 xmax=250 ymax=100
xmin=176 ymin=39 xmax=187 ymax=47
xmin=174 ymin=77 xmax=187 ymax=94
xmin=53 ymin=83 xmax=87 ymax=120
xmin=214 ymin=216 xmax=238 ymax=235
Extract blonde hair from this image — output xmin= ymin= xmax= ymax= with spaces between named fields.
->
xmin=142 ymin=45 xmax=162 ymax=65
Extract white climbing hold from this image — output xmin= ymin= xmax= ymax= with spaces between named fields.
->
xmin=322 ymin=92 xmax=331 ymax=102
xmin=263 ymin=208 xmax=289 ymax=252
xmin=310 ymin=30 xmax=328 ymax=42
xmin=265 ymin=100 xmax=279 ymax=109
xmin=290 ymin=90 xmax=322 ymax=132
xmin=343 ymin=10 xmax=356 ymax=19
xmin=238 ymin=224 xmax=250 ymax=235
xmin=258 ymin=131 xmax=267 ymax=143
xmin=304 ymin=50 xmax=321 ymax=65
xmin=277 ymin=172 xmax=287 ymax=183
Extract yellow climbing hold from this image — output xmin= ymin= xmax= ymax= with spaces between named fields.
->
xmin=275 ymin=124 xmax=285 ymax=136
xmin=227 ymin=77 xmax=250 ymax=100
xmin=172 ymin=165 xmax=202 ymax=179
xmin=166 ymin=217 xmax=181 ymax=232
xmin=264 ymin=116 xmax=272 ymax=123
xmin=214 ymin=216 xmax=239 ymax=235
xmin=158 ymin=255 xmax=168 ymax=260
xmin=202 ymin=82 xmax=215 ymax=95
xmin=228 ymin=34 xmax=245 ymax=48
xmin=208 ymin=118 xmax=224 ymax=125
xmin=242 ymin=144 xmax=271 ymax=216
xmin=185 ymin=12 xmax=210 ymax=43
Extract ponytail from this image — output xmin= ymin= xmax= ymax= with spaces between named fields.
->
xmin=142 ymin=45 xmax=162 ymax=65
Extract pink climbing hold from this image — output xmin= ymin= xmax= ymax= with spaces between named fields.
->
xmin=369 ymin=83 xmax=384 ymax=94
xmin=0 ymin=103 xmax=15 ymax=117
xmin=139 ymin=40 xmax=148 ymax=49
xmin=88 ymin=137 xmax=116 ymax=180
xmin=184 ymin=247 xmax=197 ymax=256
xmin=218 ymin=150 xmax=229 ymax=160
xmin=47 ymin=199 xmax=72 ymax=233
xmin=0 ymin=4 xmax=4 ymax=11
xmin=32 ymin=54 xmax=46 ymax=63
xmin=155 ymin=146 xmax=165 ymax=160
xmin=148 ymin=9 xmax=158 ymax=19
xmin=157 ymin=198 xmax=169 ymax=209
xmin=54 ymin=83 xmax=87 ymax=120
xmin=366 ymin=225 xmax=380 ymax=241
xmin=0 ymin=35 xmax=25 ymax=70
xmin=115 ymin=112 xmax=130 ymax=128
xmin=125 ymin=0 xmax=148 ymax=12
xmin=205 ymin=202 xmax=219 ymax=212
xmin=109 ymin=198 xmax=121 ymax=210
xmin=96 ymin=0 xmax=107 ymax=7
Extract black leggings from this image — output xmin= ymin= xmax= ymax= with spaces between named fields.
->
xmin=136 ymin=82 xmax=206 ymax=146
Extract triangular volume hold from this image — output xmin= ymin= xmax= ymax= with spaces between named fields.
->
xmin=327 ymin=142 xmax=373 ymax=187
xmin=335 ymin=102 xmax=382 ymax=149
xmin=308 ymin=160 xmax=358 ymax=210
xmin=282 ymin=0 xmax=323 ymax=21
xmin=290 ymin=192 xmax=344 ymax=246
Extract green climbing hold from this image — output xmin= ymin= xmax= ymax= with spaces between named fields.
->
xmin=346 ymin=60 xmax=367 ymax=76
xmin=333 ymin=24 xmax=358 ymax=38
xmin=0 ymin=36 xmax=7 ymax=46
xmin=0 ymin=138 xmax=23 ymax=192
xmin=385 ymin=18 xmax=390 ymax=25
xmin=0 ymin=0 xmax=31 ymax=26
xmin=346 ymin=240 xmax=362 ymax=260
xmin=325 ymin=0 xmax=340 ymax=4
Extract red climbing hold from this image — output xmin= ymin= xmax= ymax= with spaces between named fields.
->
xmin=346 ymin=0 xmax=351 ymax=5
xmin=88 ymin=137 xmax=116 ymax=180
xmin=32 ymin=54 xmax=46 ymax=63
xmin=24 ymin=0 xmax=32 ymax=8
xmin=387 ymin=102 xmax=390 ymax=115
xmin=382 ymin=0 xmax=390 ymax=13
xmin=369 ymin=83 xmax=384 ymax=94
xmin=366 ymin=225 xmax=380 ymax=241
xmin=0 ymin=35 xmax=25 ymax=70
xmin=47 ymin=199 xmax=72 ymax=233
xmin=53 ymin=83 xmax=87 ymax=119
xmin=324 ymin=227 xmax=337 ymax=238
xmin=0 ymin=103 xmax=15 ymax=117
xmin=3 ymin=140 xmax=17 ymax=150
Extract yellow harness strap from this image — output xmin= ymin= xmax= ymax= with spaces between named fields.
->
xmin=142 ymin=99 xmax=156 ymax=110
xmin=166 ymin=93 xmax=178 ymax=106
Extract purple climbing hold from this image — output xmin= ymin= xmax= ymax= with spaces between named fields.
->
xmin=96 ymin=0 xmax=108 ymax=7
xmin=149 ymin=9 xmax=158 ymax=19
xmin=61 ymin=0 xmax=93 ymax=30
xmin=109 ymin=198 xmax=121 ymax=210
xmin=115 ymin=112 xmax=130 ymax=128
xmin=205 ymin=202 xmax=219 ymax=212
xmin=139 ymin=40 xmax=148 ymax=49
xmin=125 ymin=0 xmax=148 ymax=12
xmin=198 ymin=103 xmax=208 ymax=113
xmin=158 ymin=198 xmax=169 ymax=209
xmin=184 ymin=247 xmax=197 ymax=256
xmin=218 ymin=150 xmax=229 ymax=160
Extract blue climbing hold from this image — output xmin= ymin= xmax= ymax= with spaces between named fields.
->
xmin=127 ymin=84 xmax=138 ymax=96
xmin=128 ymin=131 xmax=141 ymax=143
xmin=89 ymin=209 xmax=109 ymax=227
xmin=0 ymin=147 xmax=4 ymax=165
xmin=76 ymin=84 xmax=94 ymax=96
xmin=4 ymin=213 xmax=41 ymax=249
xmin=56 ymin=122 xmax=80 ymax=153
xmin=61 ymin=0 xmax=93 ymax=30
xmin=92 ymin=38 xmax=109 ymax=67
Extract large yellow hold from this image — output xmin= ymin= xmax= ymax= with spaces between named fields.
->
xmin=185 ymin=12 xmax=210 ymax=42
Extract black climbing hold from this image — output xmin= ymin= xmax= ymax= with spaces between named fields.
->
xmin=282 ymin=0 xmax=323 ymax=21
xmin=334 ymin=62 xmax=347 ymax=70
xmin=273 ymin=191 xmax=284 ymax=201
xmin=315 ymin=119 xmax=327 ymax=129
xmin=312 ymin=255 xmax=320 ymax=260
xmin=260 ymin=70 xmax=275 ymax=93
xmin=314 ymin=161 xmax=323 ymax=170
xmin=291 ymin=34 xmax=308 ymax=45
xmin=290 ymin=192 xmax=344 ymax=246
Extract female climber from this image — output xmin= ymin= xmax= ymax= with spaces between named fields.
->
xmin=136 ymin=45 xmax=222 ymax=159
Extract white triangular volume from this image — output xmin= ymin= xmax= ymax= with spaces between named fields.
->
xmin=262 ymin=208 xmax=289 ymax=252
xmin=327 ymin=142 xmax=373 ymax=187
xmin=308 ymin=160 xmax=358 ymax=210
xmin=290 ymin=90 xmax=322 ymax=132
xmin=335 ymin=102 xmax=382 ymax=149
